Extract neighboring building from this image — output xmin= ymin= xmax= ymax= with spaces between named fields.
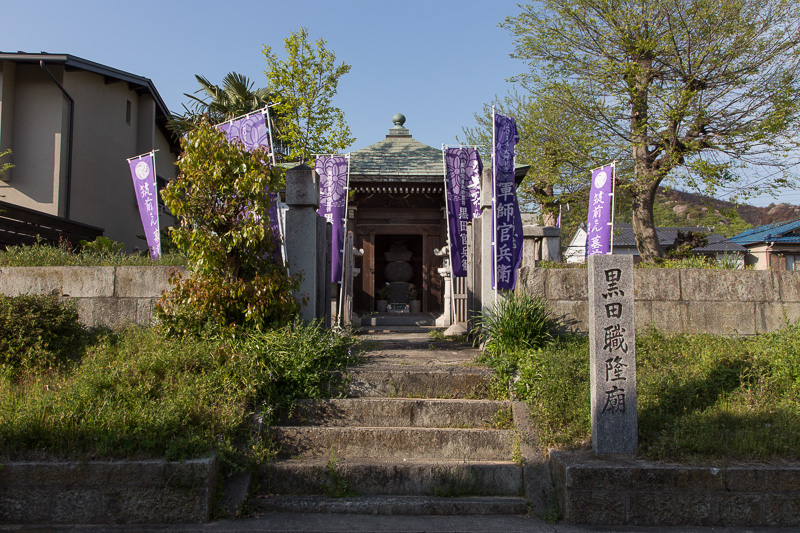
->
xmin=729 ymin=218 xmax=800 ymax=270
xmin=0 ymin=52 xmax=180 ymax=250
xmin=347 ymin=114 xmax=528 ymax=314
xmin=565 ymin=222 xmax=746 ymax=263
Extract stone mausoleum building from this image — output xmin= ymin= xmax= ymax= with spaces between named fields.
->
xmin=344 ymin=114 xmax=530 ymax=318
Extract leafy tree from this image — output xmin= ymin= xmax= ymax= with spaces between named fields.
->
xmin=462 ymin=87 xmax=620 ymax=226
xmin=263 ymin=27 xmax=354 ymax=163
xmin=504 ymin=0 xmax=800 ymax=260
xmin=155 ymin=122 xmax=301 ymax=336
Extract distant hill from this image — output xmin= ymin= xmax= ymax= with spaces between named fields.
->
xmin=655 ymin=188 xmax=800 ymax=235
xmin=557 ymin=187 xmax=800 ymax=243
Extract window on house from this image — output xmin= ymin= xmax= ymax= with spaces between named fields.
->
xmin=126 ymin=100 xmax=132 ymax=125
xmin=785 ymin=254 xmax=800 ymax=271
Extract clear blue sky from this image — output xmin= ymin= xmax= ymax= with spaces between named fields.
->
xmin=2 ymin=0 xmax=522 ymax=149
xmin=3 ymin=0 xmax=796 ymax=207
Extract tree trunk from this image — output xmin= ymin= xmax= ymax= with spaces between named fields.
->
xmin=631 ymin=186 xmax=664 ymax=262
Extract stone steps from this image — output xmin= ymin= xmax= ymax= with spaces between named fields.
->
xmin=279 ymin=398 xmax=510 ymax=428
xmin=269 ymin=426 xmax=514 ymax=461
xmin=343 ymin=367 xmax=494 ymax=399
xmin=256 ymin=335 xmax=532 ymax=517
xmin=253 ymin=495 xmax=529 ymax=516
xmin=260 ymin=459 xmax=523 ymax=497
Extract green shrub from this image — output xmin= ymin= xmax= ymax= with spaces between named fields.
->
xmin=0 ymin=322 xmax=358 ymax=466
xmin=0 ymin=294 xmax=85 ymax=376
xmin=0 ymin=239 xmax=186 ymax=267
xmin=481 ymin=324 xmax=800 ymax=461
xmin=156 ymin=121 xmax=300 ymax=335
xmin=78 ymin=236 xmax=125 ymax=258
xmin=473 ymin=292 xmax=559 ymax=357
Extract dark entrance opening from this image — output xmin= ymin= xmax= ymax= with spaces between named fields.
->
xmin=374 ymin=234 xmax=423 ymax=303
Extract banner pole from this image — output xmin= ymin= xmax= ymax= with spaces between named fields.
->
xmin=337 ymin=153 xmax=351 ymax=327
xmin=441 ymin=145 xmax=456 ymax=324
xmin=491 ymin=105 xmax=498 ymax=300
xmin=609 ymin=160 xmax=617 ymax=255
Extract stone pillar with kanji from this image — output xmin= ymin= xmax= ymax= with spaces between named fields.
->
xmin=588 ymin=254 xmax=637 ymax=454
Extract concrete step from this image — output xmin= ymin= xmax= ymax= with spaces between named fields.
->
xmin=360 ymin=313 xmax=436 ymax=327
xmin=269 ymin=426 xmax=513 ymax=461
xmin=260 ymin=459 xmax=524 ymax=497
xmin=344 ymin=366 xmax=494 ymax=399
xmin=253 ymin=495 xmax=529 ymax=516
xmin=278 ymin=398 xmax=512 ymax=428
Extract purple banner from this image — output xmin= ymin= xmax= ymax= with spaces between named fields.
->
xmin=445 ymin=147 xmax=482 ymax=277
xmin=316 ymin=156 xmax=348 ymax=283
xmin=128 ymin=153 xmax=161 ymax=259
xmin=585 ymin=165 xmax=614 ymax=256
xmin=216 ymin=112 xmax=271 ymax=152
xmin=216 ymin=112 xmax=282 ymax=263
xmin=492 ymin=113 xmax=523 ymax=290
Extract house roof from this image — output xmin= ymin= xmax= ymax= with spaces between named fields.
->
xmin=348 ymin=115 xmax=529 ymax=184
xmin=729 ymin=218 xmax=800 ymax=245
xmin=574 ymin=222 xmax=747 ymax=254
xmin=0 ymin=52 xmax=179 ymax=154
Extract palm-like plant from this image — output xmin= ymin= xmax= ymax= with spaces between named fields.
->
xmin=168 ymin=72 xmax=289 ymax=156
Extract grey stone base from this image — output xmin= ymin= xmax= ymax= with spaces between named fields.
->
xmin=0 ymin=456 xmax=218 ymax=525
xmin=551 ymin=450 xmax=800 ymax=527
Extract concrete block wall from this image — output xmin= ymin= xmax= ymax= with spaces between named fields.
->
xmin=0 ymin=266 xmax=184 ymax=329
xmin=517 ymin=266 xmax=800 ymax=335
xmin=0 ymin=457 xmax=217 ymax=524
xmin=551 ymin=451 xmax=800 ymax=526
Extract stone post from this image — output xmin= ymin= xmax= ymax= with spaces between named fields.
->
xmin=521 ymin=226 xmax=562 ymax=269
xmin=588 ymin=254 xmax=637 ymax=454
xmin=479 ymin=167 xmax=496 ymax=316
xmin=434 ymin=246 xmax=452 ymax=327
xmin=285 ymin=164 xmax=321 ymax=323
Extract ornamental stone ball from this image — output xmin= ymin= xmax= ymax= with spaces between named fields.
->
xmin=392 ymin=113 xmax=406 ymax=127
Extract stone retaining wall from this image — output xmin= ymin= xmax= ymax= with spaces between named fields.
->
xmin=0 ymin=457 xmax=218 ymax=524
xmin=550 ymin=451 xmax=800 ymax=526
xmin=518 ymin=266 xmax=800 ymax=335
xmin=0 ymin=266 xmax=184 ymax=328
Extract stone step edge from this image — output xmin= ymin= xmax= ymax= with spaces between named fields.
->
xmin=259 ymin=458 xmax=524 ymax=497
xmin=253 ymin=495 xmax=530 ymax=516
xmin=277 ymin=398 xmax=511 ymax=428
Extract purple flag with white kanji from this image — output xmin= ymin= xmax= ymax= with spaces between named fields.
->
xmin=585 ymin=165 xmax=614 ymax=256
xmin=128 ymin=153 xmax=161 ymax=259
xmin=445 ymin=147 xmax=482 ymax=277
xmin=492 ymin=113 xmax=523 ymax=290
xmin=316 ymin=156 xmax=348 ymax=283
xmin=217 ymin=113 xmax=271 ymax=152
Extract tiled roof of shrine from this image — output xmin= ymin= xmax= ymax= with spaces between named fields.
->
xmin=348 ymin=115 xmax=528 ymax=183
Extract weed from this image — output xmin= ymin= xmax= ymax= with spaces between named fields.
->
xmin=321 ymin=448 xmax=357 ymax=497
xmin=489 ymin=407 xmax=514 ymax=429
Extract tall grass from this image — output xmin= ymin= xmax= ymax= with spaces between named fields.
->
xmin=480 ymin=321 xmax=800 ymax=462
xmin=0 ymin=239 xmax=186 ymax=267
xmin=0 ymin=323 xmax=358 ymax=468
xmin=473 ymin=292 xmax=559 ymax=358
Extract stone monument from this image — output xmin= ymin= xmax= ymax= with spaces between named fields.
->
xmin=588 ymin=254 xmax=637 ymax=454
xmin=384 ymin=239 xmax=413 ymax=311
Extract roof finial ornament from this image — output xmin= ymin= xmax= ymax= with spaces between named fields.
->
xmin=392 ymin=113 xmax=406 ymax=127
